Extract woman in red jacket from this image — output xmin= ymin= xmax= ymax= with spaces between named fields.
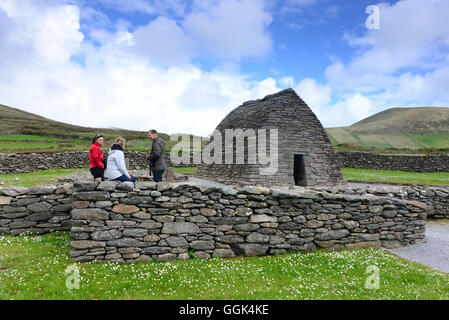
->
xmin=89 ymin=134 xmax=105 ymax=181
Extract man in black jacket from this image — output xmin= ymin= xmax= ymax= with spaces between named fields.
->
xmin=146 ymin=129 xmax=166 ymax=183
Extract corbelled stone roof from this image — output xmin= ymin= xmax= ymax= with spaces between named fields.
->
xmin=195 ymin=88 xmax=345 ymax=187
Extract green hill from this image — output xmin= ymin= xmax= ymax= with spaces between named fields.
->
xmin=326 ymin=107 xmax=449 ymax=153
xmin=0 ymin=104 xmax=202 ymax=153
xmin=0 ymin=104 xmax=154 ymax=140
xmin=1 ymin=103 xmax=448 ymax=155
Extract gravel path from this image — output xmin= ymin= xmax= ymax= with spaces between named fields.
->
xmin=57 ymin=169 xmax=152 ymax=183
xmin=187 ymin=176 xmax=234 ymax=188
xmin=347 ymin=182 xmax=407 ymax=189
xmin=385 ymin=222 xmax=449 ymax=273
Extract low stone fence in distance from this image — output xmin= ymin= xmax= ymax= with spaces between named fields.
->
xmin=0 ymin=184 xmax=74 ymax=235
xmin=2 ymin=151 xmax=449 ymax=174
xmin=0 ymin=151 xmax=196 ymax=174
xmin=337 ymin=152 xmax=449 ymax=172
xmin=68 ymin=181 xmax=426 ymax=263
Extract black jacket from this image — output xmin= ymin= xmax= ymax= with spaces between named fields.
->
xmin=148 ymin=137 xmax=166 ymax=171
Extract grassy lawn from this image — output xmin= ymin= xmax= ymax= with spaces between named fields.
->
xmin=173 ymin=167 xmax=196 ymax=174
xmin=0 ymin=134 xmax=207 ymax=154
xmin=0 ymin=133 xmax=150 ymax=153
xmin=342 ymin=168 xmax=449 ymax=186
xmin=0 ymin=168 xmax=86 ymax=187
xmin=0 ymin=134 xmax=88 ymax=153
xmin=1 ymin=167 xmax=448 ymax=188
xmin=0 ymin=168 xmax=196 ymax=188
xmin=0 ymin=233 xmax=448 ymax=300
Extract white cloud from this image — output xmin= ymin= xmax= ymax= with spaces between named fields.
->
xmin=89 ymin=0 xmax=274 ymax=63
xmin=294 ymin=78 xmax=334 ymax=123
xmin=0 ymin=1 xmax=84 ymax=65
xmin=36 ymin=6 xmax=84 ymax=64
xmin=337 ymin=94 xmax=373 ymax=121
xmin=279 ymin=77 xmax=295 ymax=88
xmin=0 ymin=0 xmax=281 ymax=137
xmin=321 ymin=0 xmax=449 ymax=125
xmin=294 ymin=78 xmax=375 ymax=127
xmin=314 ymin=93 xmax=375 ymax=128
xmin=183 ymin=0 xmax=272 ymax=60
xmin=130 ymin=16 xmax=193 ymax=67
xmin=377 ymin=66 xmax=449 ymax=106
xmin=327 ymin=0 xmax=449 ymax=92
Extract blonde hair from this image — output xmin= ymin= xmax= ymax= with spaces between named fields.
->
xmin=113 ymin=136 xmax=126 ymax=148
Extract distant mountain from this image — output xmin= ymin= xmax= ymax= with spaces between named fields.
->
xmin=2 ymin=103 xmax=448 ymax=153
xmin=326 ymin=107 xmax=449 ymax=150
xmin=0 ymin=103 xmax=204 ymax=153
xmin=0 ymin=104 xmax=154 ymax=140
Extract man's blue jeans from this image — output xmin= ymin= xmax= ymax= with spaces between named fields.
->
xmin=152 ymin=170 xmax=164 ymax=183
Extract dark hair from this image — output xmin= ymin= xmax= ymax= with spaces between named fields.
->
xmin=92 ymin=134 xmax=104 ymax=144
xmin=149 ymin=129 xmax=157 ymax=134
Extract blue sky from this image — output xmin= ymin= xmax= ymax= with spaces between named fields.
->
xmin=0 ymin=0 xmax=448 ymax=136
xmin=80 ymin=0 xmax=373 ymax=83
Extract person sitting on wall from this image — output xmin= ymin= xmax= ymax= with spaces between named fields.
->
xmin=107 ymin=136 xmax=137 ymax=185
xmin=89 ymin=134 xmax=106 ymax=181
xmin=146 ymin=129 xmax=166 ymax=183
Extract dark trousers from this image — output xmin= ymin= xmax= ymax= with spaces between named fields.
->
xmin=152 ymin=170 xmax=164 ymax=183
xmin=113 ymin=174 xmax=137 ymax=184
xmin=90 ymin=167 xmax=105 ymax=181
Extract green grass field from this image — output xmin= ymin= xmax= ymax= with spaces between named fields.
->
xmin=0 ymin=168 xmax=195 ymax=187
xmin=0 ymin=233 xmax=448 ymax=300
xmin=0 ymin=134 xmax=207 ymax=154
xmin=173 ymin=167 xmax=196 ymax=175
xmin=327 ymin=129 xmax=449 ymax=151
xmin=0 ymin=167 xmax=447 ymax=188
xmin=3 ymin=131 xmax=449 ymax=155
xmin=0 ymin=169 xmax=86 ymax=187
xmin=0 ymin=134 xmax=88 ymax=153
xmin=341 ymin=168 xmax=449 ymax=186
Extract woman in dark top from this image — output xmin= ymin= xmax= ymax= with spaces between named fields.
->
xmin=89 ymin=134 xmax=105 ymax=181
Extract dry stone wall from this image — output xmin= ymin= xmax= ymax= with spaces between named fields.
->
xmin=317 ymin=184 xmax=449 ymax=219
xmin=2 ymin=150 xmax=449 ymax=175
xmin=0 ymin=151 xmax=195 ymax=174
xmin=67 ymin=181 xmax=426 ymax=263
xmin=337 ymin=152 xmax=449 ymax=172
xmin=0 ymin=184 xmax=74 ymax=235
xmin=3 ymin=182 xmax=447 ymax=263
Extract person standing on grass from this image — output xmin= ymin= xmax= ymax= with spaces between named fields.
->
xmin=89 ymin=134 xmax=105 ymax=181
xmin=107 ymin=136 xmax=137 ymax=185
xmin=146 ymin=129 xmax=166 ymax=183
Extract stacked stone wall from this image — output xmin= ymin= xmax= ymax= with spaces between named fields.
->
xmin=0 ymin=184 xmax=74 ymax=235
xmin=337 ymin=152 xmax=449 ymax=173
xmin=3 ymin=182 xmax=447 ymax=263
xmin=67 ymin=181 xmax=426 ymax=263
xmin=319 ymin=185 xmax=449 ymax=219
xmin=0 ymin=151 xmax=196 ymax=174
xmin=2 ymin=151 xmax=449 ymax=175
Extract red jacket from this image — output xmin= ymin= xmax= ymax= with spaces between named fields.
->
xmin=89 ymin=142 xmax=104 ymax=169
